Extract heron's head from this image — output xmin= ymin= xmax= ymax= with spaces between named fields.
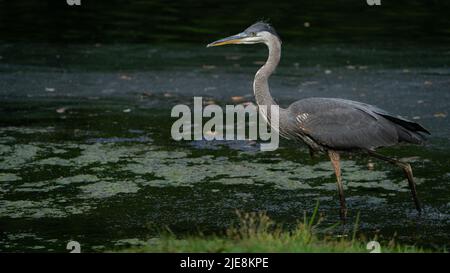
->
xmin=207 ymin=21 xmax=280 ymax=47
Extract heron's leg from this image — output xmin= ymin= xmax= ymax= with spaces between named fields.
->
xmin=328 ymin=150 xmax=347 ymax=221
xmin=367 ymin=150 xmax=422 ymax=213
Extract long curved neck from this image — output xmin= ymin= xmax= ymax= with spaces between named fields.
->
xmin=253 ymin=35 xmax=282 ymax=108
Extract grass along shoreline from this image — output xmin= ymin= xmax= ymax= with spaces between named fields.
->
xmin=116 ymin=204 xmax=430 ymax=253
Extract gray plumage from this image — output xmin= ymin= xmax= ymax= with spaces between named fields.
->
xmin=285 ymin=97 xmax=430 ymax=151
xmin=240 ymin=21 xmax=430 ymax=152
xmin=207 ymin=21 xmax=428 ymax=219
xmin=243 ymin=21 xmax=281 ymax=41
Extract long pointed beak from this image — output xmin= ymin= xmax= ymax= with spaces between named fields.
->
xmin=206 ymin=33 xmax=247 ymax=47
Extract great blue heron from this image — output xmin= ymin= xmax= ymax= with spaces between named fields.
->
xmin=207 ymin=22 xmax=430 ymax=220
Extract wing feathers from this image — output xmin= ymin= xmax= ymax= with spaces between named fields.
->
xmin=287 ymin=98 xmax=430 ymax=150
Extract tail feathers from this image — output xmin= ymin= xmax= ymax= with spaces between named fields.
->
xmin=375 ymin=112 xmax=430 ymax=144
xmin=377 ymin=113 xmax=431 ymax=135
xmin=395 ymin=125 xmax=428 ymax=144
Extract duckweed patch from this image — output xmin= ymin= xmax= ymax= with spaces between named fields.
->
xmin=0 ymin=139 xmax=431 ymax=221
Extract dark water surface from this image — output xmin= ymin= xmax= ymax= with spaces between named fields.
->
xmin=0 ymin=43 xmax=449 ymax=252
xmin=1 ymin=0 xmax=449 ymax=44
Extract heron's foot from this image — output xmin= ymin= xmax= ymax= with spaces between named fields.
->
xmin=339 ymin=207 xmax=348 ymax=223
xmin=416 ymin=204 xmax=422 ymax=215
xmin=415 ymin=205 xmax=423 ymax=216
xmin=402 ymin=164 xmax=422 ymax=214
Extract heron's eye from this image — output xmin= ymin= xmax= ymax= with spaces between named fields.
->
xmin=250 ymin=32 xmax=257 ymax=37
